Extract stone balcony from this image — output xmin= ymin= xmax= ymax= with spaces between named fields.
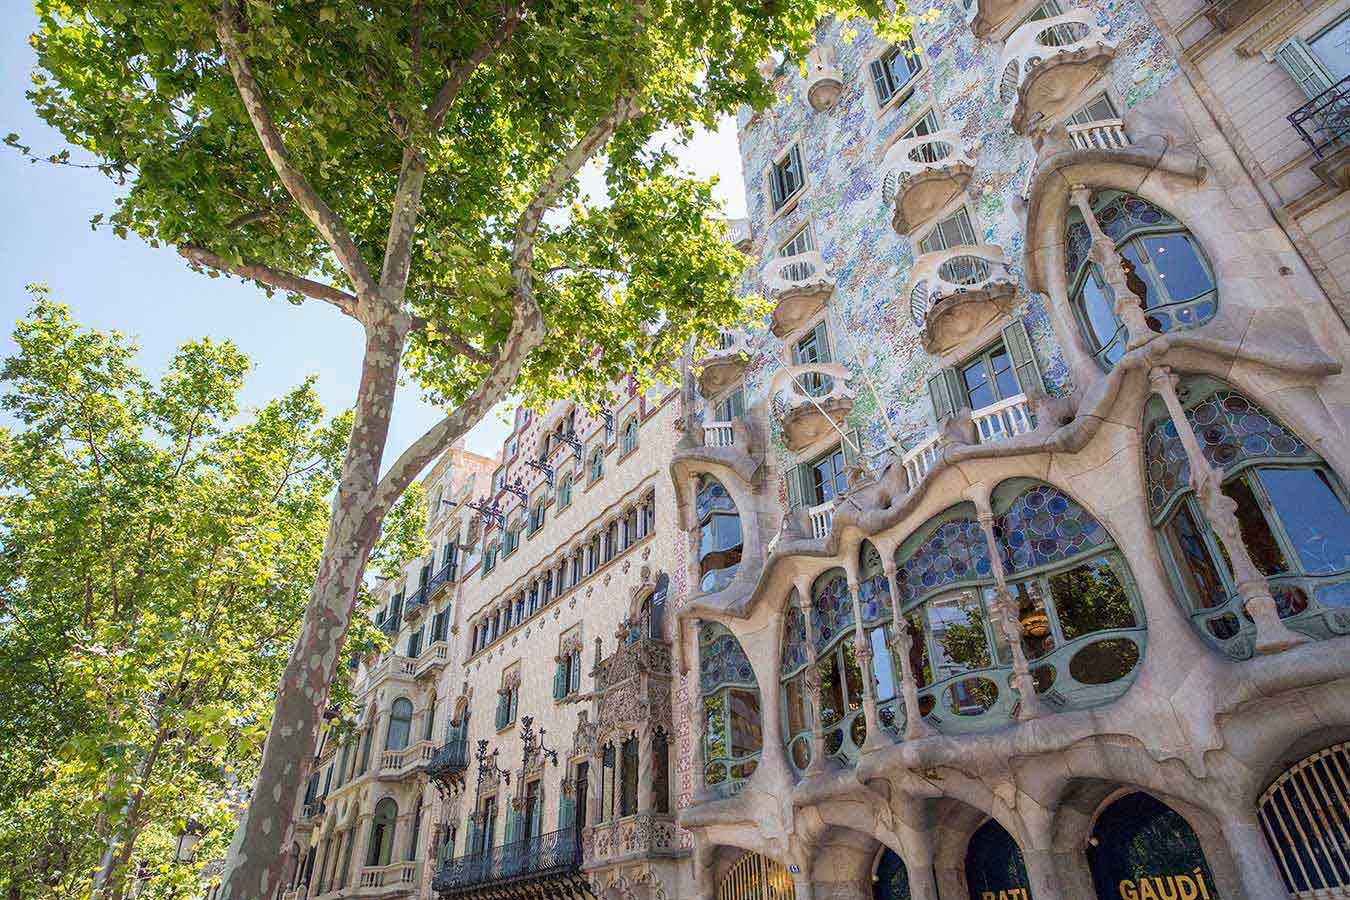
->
xmin=583 ymin=812 xmax=680 ymax=866
xmin=413 ymin=640 xmax=450 ymax=680
xmin=906 ymin=245 xmax=1017 ymax=354
xmin=773 ymin=363 xmax=856 ymax=453
xmin=998 ymin=9 xmax=1116 ymax=135
xmin=881 ymin=130 xmax=976 ymax=234
xmin=695 ymin=331 xmax=750 ymax=398
xmin=377 ymin=739 xmax=437 ymax=781
xmin=356 ymin=862 xmax=419 ymax=898
xmin=963 ymin=0 xmax=1023 ymax=39
xmin=764 ymin=250 xmax=833 ymax=338
xmin=805 ymin=45 xmax=844 ymax=112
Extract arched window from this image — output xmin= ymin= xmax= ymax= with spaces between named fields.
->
xmin=890 ymin=481 xmax=1144 ymax=735
xmin=1065 ymin=190 xmax=1217 ymax=368
xmin=386 ymin=698 xmax=413 ymax=751
xmin=1145 ymin=378 xmax=1350 ymax=659
xmin=699 ymin=622 xmax=761 ymax=798
xmin=780 ymin=591 xmax=814 ymax=774
xmin=366 ymin=798 xmax=398 ymax=866
xmin=697 ymin=475 xmax=743 ymax=593
xmin=622 ymin=418 xmax=639 ymax=455
xmin=589 ymin=447 xmax=605 ymax=481
xmin=558 ymin=474 xmax=573 ymax=508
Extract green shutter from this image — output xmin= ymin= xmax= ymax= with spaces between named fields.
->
xmin=468 ymin=819 xmax=482 ymax=854
xmin=815 ymin=321 xmax=832 ymax=364
xmin=786 ymin=462 xmax=811 ymax=511
xmin=1002 ymin=318 xmax=1046 ymax=397
xmin=1274 ymin=38 xmax=1335 ymax=101
xmin=553 ymin=661 xmax=567 ymax=700
xmin=559 ymin=788 xmax=576 ymax=830
xmin=569 ymin=652 xmax=581 ymax=692
xmin=495 ymin=695 xmax=509 ymax=730
xmin=840 ymin=429 xmax=864 ymax=470
xmin=927 ymin=370 xmax=956 ymax=424
xmin=504 ymin=808 xmax=519 ymax=845
xmin=532 ymin=789 xmax=544 ymax=839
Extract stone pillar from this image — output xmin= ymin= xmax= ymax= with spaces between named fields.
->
xmin=882 ymin=558 xmax=937 ymax=740
xmin=1219 ymin=811 xmax=1290 ymax=900
xmin=969 ymin=484 xmax=1046 ymax=721
xmin=687 ymin=617 xmax=711 ymax=798
xmin=934 ymin=866 xmax=965 ymax=899
xmin=637 ymin=725 xmax=654 ymax=815
xmin=844 ymin=561 xmax=891 ymax=753
xmin=895 ymin=824 xmax=941 ymax=900
xmin=1148 ymin=366 xmax=1309 ymax=654
xmin=1021 ymin=847 xmax=1065 ymax=899
xmin=1070 ymin=184 xmax=1153 ymax=350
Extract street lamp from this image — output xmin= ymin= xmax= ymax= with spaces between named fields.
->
xmin=174 ymin=817 xmax=206 ymax=863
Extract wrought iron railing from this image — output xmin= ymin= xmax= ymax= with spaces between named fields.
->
xmin=432 ymin=827 xmax=581 ymax=894
xmin=1289 ymin=74 xmax=1350 ymax=160
xmin=425 ymin=738 xmax=469 ymax=779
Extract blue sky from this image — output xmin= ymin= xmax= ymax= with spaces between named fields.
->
xmin=0 ymin=0 xmax=746 ymax=465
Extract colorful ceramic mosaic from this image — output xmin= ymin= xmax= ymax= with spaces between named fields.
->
xmin=1145 ymin=390 xmax=1312 ymax=520
xmin=811 ymin=570 xmax=855 ymax=652
xmin=781 ymin=604 xmax=811 ymax=675
xmin=699 ymin=623 xmax=756 ymax=693
xmin=996 ymin=484 xmax=1110 ymax=573
xmin=894 ymin=516 xmax=992 ymax=605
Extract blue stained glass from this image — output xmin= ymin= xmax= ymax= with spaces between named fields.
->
xmin=894 ymin=517 xmax=991 ymax=606
xmin=1145 ymin=390 xmax=1311 ymax=519
xmin=811 ymin=571 xmax=854 ymax=653
xmin=700 ymin=624 xmax=756 ymax=693
xmin=696 ymin=477 xmax=736 ymax=521
xmin=781 ymin=605 xmax=810 ymax=675
xmin=1065 ymin=191 xmax=1181 ymax=285
xmin=996 ymin=484 xmax=1109 ymax=573
xmin=857 ymin=572 xmax=894 ymax=626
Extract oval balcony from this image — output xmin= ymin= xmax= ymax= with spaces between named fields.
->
xmin=806 ymin=45 xmax=844 ymax=112
xmin=773 ymin=363 xmax=856 ymax=452
xmin=964 ymin=0 xmax=1024 ymax=39
xmin=765 ymin=251 xmax=834 ymax=338
xmin=907 ymin=246 xmax=1017 ymax=354
xmin=998 ymin=10 xmax=1116 ymax=135
xmin=696 ymin=331 xmax=750 ymax=398
xmin=881 ymin=131 xmax=976 ymax=234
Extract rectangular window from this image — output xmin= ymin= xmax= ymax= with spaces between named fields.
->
xmin=1068 ymin=93 xmax=1118 ymax=125
xmin=714 ymin=388 xmax=745 ymax=422
xmin=620 ymin=736 xmax=639 ymax=817
xmin=1164 ymin=501 xmax=1230 ymax=610
xmin=729 ymin=690 xmax=762 ymax=757
xmin=780 ymin=224 xmax=815 ymax=257
xmin=651 ymin=734 xmax=670 ymax=814
xmin=601 ymin=745 xmax=615 ymax=822
xmin=870 ymin=39 xmax=922 ymax=106
xmin=868 ymin=625 xmax=897 ymax=703
xmin=918 ymin=207 xmax=978 ymax=255
xmin=770 ymin=145 xmax=805 ymax=212
xmin=809 ymin=446 xmax=848 ymax=506
xmin=959 ymin=342 xmax=1021 ymax=411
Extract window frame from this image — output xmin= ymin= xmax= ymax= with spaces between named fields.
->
xmin=869 ymin=38 xmax=924 ymax=112
xmin=768 ymin=143 xmax=807 ymax=215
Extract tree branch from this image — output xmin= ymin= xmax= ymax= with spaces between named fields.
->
xmin=213 ymin=1 xmax=378 ymax=301
xmin=178 ymin=244 xmax=362 ymax=319
xmin=425 ymin=1 xmax=526 ymax=133
xmin=408 ymin=315 xmax=493 ymax=365
xmin=372 ymin=92 xmax=643 ymax=514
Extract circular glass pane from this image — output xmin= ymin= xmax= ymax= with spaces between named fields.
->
xmin=947 ymin=677 xmax=998 ymax=715
xmin=1068 ymin=638 xmax=1141 ymax=685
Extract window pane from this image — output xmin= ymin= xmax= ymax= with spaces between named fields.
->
xmin=1118 ymin=241 xmax=1155 ymax=308
xmin=785 ymin=674 xmax=809 ymax=735
xmin=1048 ymin=557 xmax=1136 ymax=640
xmin=962 ymin=358 xmax=996 ymax=410
xmin=1011 ymin=580 xmax=1056 ymax=659
xmin=704 ymin=694 xmax=726 ymax=760
xmin=1165 ymin=501 xmax=1231 ymax=609
xmin=729 ymin=690 xmax=762 ymax=756
xmin=989 ymin=347 xmax=1019 ymax=400
xmin=1257 ymin=467 xmax=1350 ymax=575
xmin=840 ymin=640 xmax=865 ymax=709
xmin=817 ymin=653 xmax=846 ymax=726
xmin=1222 ymin=473 xmax=1289 ymax=576
xmin=926 ymin=590 xmax=992 ymax=675
xmin=1141 ymin=234 xmax=1213 ymax=304
xmin=1077 ymin=265 xmax=1121 ymax=352
xmin=869 ymin=626 xmax=897 ymax=702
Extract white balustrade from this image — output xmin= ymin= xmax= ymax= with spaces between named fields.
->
xmin=998 ymin=9 xmax=1116 ymax=131
xmin=902 ymin=433 xmax=942 ymax=487
xmin=703 ymin=421 xmax=736 ymax=447
xmin=973 ymin=393 xmax=1035 ymax=442
xmin=1066 ymin=118 xmax=1130 ymax=149
xmin=807 ymin=500 xmax=836 ymax=539
xmin=359 ymin=861 xmax=417 ymax=889
xmin=765 ymin=250 xmax=830 ymax=298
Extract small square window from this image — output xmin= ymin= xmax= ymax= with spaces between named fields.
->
xmin=780 ymin=224 xmax=816 ymax=257
xmin=870 ymin=40 xmax=922 ymax=107
xmin=1067 ymin=93 xmax=1118 ymax=126
xmin=919 ymin=207 xmax=978 ymax=255
xmin=770 ymin=146 xmax=805 ymax=212
xmin=959 ymin=342 xmax=1021 ymax=411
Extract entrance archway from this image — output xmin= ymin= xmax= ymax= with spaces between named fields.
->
xmin=874 ymin=847 xmax=913 ymax=899
xmin=965 ymin=819 xmax=1031 ymax=899
xmin=1259 ymin=740 xmax=1350 ymax=897
xmin=717 ymin=851 xmax=796 ymax=900
xmin=1087 ymin=792 xmax=1216 ymax=900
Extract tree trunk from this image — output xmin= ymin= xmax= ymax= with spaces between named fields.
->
xmin=218 ymin=314 xmax=406 ymax=899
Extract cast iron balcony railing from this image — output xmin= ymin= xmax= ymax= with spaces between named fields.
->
xmin=1289 ymin=74 xmax=1350 ymax=161
xmin=432 ymin=827 xmax=581 ymax=895
xmin=425 ymin=738 xmax=470 ymax=780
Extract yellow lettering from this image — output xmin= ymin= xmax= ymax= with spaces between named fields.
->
xmin=982 ymin=893 xmax=995 ymax=900
xmin=1176 ymin=874 xmax=1198 ymax=900
xmin=1194 ymin=867 xmax=1211 ymax=900
xmin=1119 ymin=879 xmax=1139 ymax=900
xmin=1155 ymin=875 xmax=1179 ymax=900
xmin=1137 ymin=878 xmax=1159 ymax=900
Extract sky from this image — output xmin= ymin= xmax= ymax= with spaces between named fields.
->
xmin=0 ymin=0 xmax=748 ymax=465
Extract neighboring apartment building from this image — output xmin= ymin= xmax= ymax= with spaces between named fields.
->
xmin=265 ymin=0 xmax=1350 ymax=897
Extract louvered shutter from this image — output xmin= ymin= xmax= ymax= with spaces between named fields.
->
xmin=841 ymin=429 xmax=864 ymax=470
xmin=927 ymin=370 xmax=957 ymax=424
xmin=770 ymin=163 xmax=785 ymax=209
xmin=468 ymin=819 xmax=482 ymax=854
xmin=814 ymin=321 xmax=832 ymax=363
xmin=495 ymin=694 xmax=509 ymax=730
xmin=553 ymin=660 xmax=567 ymax=700
xmin=1274 ymin=39 xmax=1336 ymax=101
xmin=870 ymin=58 xmax=892 ymax=103
xmin=785 ymin=462 xmax=807 ymax=511
xmin=1002 ymin=318 xmax=1046 ymax=397
xmin=559 ymin=788 xmax=576 ymax=830
xmin=504 ymin=808 xmax=518 ymax=845
xmin=531 ymin=789 xmax=544 ymax=839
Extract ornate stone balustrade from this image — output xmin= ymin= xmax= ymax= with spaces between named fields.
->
xmin=805 ymin=45 xmax=843 ymax=111
xmin=413 ymin=641 xmax=449 ymax=679
xmin=772 ymin=363 xmax=857 ymax=453
xmin=907 ymin=245 xmax=1017 ymax=353
xmin=703 ymin=421 xmax=736 ymax=448
xmin=998 ymin=9 xmax=1116 ymax=134
xmin=972 ymin=393 xmax=1035 ymax=442
xmin=881 ymin=130 xmax=976 ymax=234
xmin=357 ymin=862 xmax=417 ymax=894
xmin=1067 ymin=117 xmax=1130 ymax=149
xmin=378 ymin=739 xmax=436 ymax=779
xmin=902 ymin=432 xmax=942 ymax=489
xmin=765 ymin=250 xmax=833 ymax=338
xmin=584 ymin=813 xmax=680 ymax=865
xmin=696 ymin=331 xmax=750 ymax=398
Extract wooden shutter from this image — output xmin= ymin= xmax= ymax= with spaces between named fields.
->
xmin=1274 ymin=38 xmax=1335 ymax=101
xmin=468 ymin=820 xmax=482 ymax=854
xmin=841 ymin=429 xmax=864 ymax=470
xmin=553 ymin=660 xmax=567 ymax=700
xmin=770 ymin=163 xmax=785 ymax=209
xmin=504 ymin=807 xmax=519 ymax=845
xmin=559 ymin=787 xmax=576 ymax=830
xmin=785 ymin=462 xmax=810 ymax=511
xmin=531 ymin=789 xmax=544 ymax=839
xmin=1002 ymin=318 xmax=1046 ymax=397
xmin=870 ymin=57 xmax=892 ymax=103
xmin=814 ymin=321 xmax=832 ymax=363
xmin=927 ymin=370 xmax=957 ymax=423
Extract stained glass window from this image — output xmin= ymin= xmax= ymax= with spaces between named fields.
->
xmin=811 ymin=570 xmax=855 ymax=652
xmin=780 ymin=604 xmax=810 ymax=676
xmin=893 ymin=514 xmax=992 ymax=604
xmin=996 ymin=483 xmax=1109 ymax=573
xmin=699 ymin=623 xmax=756 ymax=693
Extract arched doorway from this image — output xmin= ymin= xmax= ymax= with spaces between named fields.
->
xmin=874 ymin=847 xmax=913 ymax=899
xmin=1087 ymin=792 xmax=1216 ymax=899
xmin=717 ymin=851 xmax=796 ymax=900
xmin=965 ymin=819 xmax=1031 ymax=899
xmin=1259 ymin=740 xmax=1350 ymax=897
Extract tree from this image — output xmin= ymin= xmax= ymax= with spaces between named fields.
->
xmin=22 ymin=0 xmax=900 ymax=894
xmin=0 ymin=291 xmax=360 ymax=900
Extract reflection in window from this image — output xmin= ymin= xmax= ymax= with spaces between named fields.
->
xmin=700 ymin=623 xmax=761 ymax=795
xmin=696 ymin=476 xmax=743 ymax=593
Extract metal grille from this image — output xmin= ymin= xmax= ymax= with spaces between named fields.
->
xmin=717 ymin=852 xmax=797 ymax=900
xmin=1289 ymin=74 xmax=1350 ymax=161
xmin=1259 ymin=741 xmax=1350 ymax=898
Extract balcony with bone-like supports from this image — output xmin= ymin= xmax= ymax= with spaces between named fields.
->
xmin=963 ymin=0 xmax=1025 ymax=39
xmin=998 ymin=9 xmax=1116 ymax=135
xmin=881 ymin=131 xmax=976 ymax=234
xmin=907 ymin=245 xmax=1018 ymax=354
xmin=695 ymin=331 xmax=751 ymax=398
xmin=900 ymin=394 xmax=1037 ymax=489
xmin=765 ymin=251 xmax=834 ymax=338
xmin=772 ymin=363 xmax=856 ymax=453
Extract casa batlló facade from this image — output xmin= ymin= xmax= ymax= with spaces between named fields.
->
xmin=263 ymin=0 xmax=1350 ymax=896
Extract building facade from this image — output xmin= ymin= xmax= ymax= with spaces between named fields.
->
xmin=271 ymin=0 xmax=1350 ymax=897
